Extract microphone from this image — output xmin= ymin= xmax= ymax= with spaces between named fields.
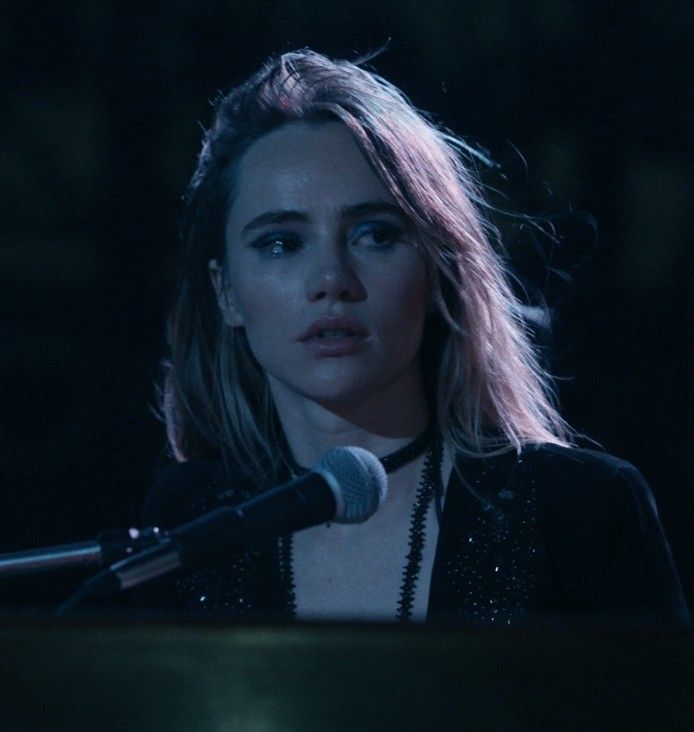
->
xmin=60 ymin=446 xmax=387 ymax=607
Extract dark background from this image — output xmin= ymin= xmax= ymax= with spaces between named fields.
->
xmin=1 ymin=2 xmax=691 ymax=609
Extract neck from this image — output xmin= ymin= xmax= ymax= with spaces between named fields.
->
xmin=267 ymin=366 xmax=430 ymax=468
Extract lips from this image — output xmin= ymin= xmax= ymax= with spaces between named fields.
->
xmin=298 ymin=316 xmax=369 ymax=342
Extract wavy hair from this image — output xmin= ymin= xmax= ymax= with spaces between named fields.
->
xmin=163 ymin=48 xmax=577 ymax=483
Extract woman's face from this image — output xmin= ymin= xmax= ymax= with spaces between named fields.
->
xmin=211 ymin=120 xmax=429 ymax=411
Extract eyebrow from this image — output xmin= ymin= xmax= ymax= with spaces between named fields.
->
xmin=240 ymin=201 xmax=407 ymax=236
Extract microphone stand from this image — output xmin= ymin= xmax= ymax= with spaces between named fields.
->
xmin=0 ymin=528 xmax=163 ymax=578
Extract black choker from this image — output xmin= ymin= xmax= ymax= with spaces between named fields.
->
xmin=285 ymin=424 xmax=434 ymax=476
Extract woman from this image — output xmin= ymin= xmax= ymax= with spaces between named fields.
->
xmin=142 ymin=49 xmax=688 ymax=627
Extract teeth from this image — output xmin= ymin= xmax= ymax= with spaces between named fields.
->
xmin=317 ymin=329 xmax=353 ymax=339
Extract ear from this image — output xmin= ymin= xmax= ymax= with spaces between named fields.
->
xmin=208 ymin=259 xmax=244 ymax=328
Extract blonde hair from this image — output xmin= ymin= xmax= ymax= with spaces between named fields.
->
xmin=163 ymin=48 xmax=576 ymax=484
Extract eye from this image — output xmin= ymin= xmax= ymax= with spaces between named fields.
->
xmin=250 ymin=233 xmax=302 ymax=258
xmin=349 ymin=222 xmax=404 ymax=250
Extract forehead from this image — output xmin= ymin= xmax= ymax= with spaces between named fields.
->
xmin=227 ymin=121 xmax=394 ymax=228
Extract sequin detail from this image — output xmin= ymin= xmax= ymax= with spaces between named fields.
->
xmin=441 ymin=454 xmax=537 ymax=626
xmin=169 ymin=472 xmax=266 ymax=620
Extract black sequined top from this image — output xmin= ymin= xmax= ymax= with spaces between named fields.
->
xmin=138 ymin=443 xmax=690 ymax=627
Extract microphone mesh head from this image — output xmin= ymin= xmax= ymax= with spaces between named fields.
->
xmin=316 ymin=447 xmax=388 ymax=523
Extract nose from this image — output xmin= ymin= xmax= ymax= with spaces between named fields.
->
xmin=304 ymin=246 xmax=367 ymax=303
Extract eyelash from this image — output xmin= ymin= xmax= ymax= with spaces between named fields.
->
xmin=251 ymin=223 xmax=404 ymax=258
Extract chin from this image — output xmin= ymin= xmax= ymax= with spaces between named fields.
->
xmin=298 ymin=381 xmax=374 ymax=409
xmin=296 ymin=368 xmax=407 ymax=411
xmin=266 ymin=355 xmax=421 ymax=413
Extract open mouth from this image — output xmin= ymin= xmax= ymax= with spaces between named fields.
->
xmin=314 ymin=329 xmax=358 ymax=339
xmin=301 ymin=325 xmax=367 ymax=356
xmin=299 ymin=316 xmax=369 ymax=344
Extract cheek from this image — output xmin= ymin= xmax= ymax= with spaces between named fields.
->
xmin=383 ymin=265 xmax=429 ymax=328
xmin=369 ymin=267 xmax=429 ymax=363
xmin=232 ymin=275 xmax=297 ymax=348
